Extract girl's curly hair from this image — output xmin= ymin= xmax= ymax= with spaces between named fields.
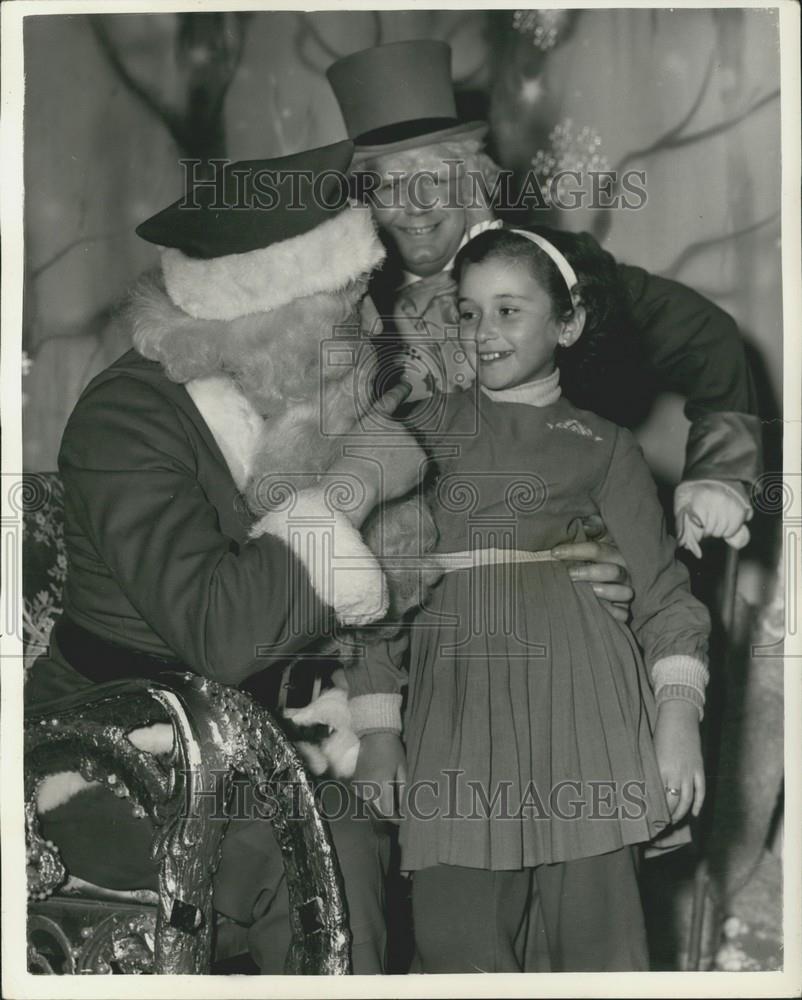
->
xmin=454 ymin=226 xmax=646 ymax=424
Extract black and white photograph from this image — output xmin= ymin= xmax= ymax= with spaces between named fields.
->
xmin=1 ymin=1 xmax=800 ymax=995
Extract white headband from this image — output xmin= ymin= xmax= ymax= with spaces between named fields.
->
xmin=509 ymin=229 xmax=578 ymax=293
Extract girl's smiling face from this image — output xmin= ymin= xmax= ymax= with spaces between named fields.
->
xmin=458 ymin=258 xmax=567 ymax=390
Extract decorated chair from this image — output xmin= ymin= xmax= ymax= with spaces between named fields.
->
xmin=22 ymin=472 xmax=350 ymax=975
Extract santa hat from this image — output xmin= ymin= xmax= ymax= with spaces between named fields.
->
xmin=136 ymin=140 xmax=385 ymax=320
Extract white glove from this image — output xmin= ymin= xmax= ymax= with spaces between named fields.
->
xmin=674 ymin=480 xmax=753 ymax=558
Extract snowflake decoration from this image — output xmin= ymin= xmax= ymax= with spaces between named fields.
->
xmin=512 ymin=10 xmax=568 ymax=52
xmin=531 ymin=119 xmax=611 ymax=208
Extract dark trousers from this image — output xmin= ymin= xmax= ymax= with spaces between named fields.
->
xmin=410 ymin=847 xmax=649 ymax=973
xmin=40 ymin=780 xmax=390 ymax=974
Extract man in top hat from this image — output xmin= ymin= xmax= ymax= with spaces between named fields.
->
xmin=25 ymin=139 xmax=426 ymax=974
xmin=327 ymin=39 xmax=762 ymax=561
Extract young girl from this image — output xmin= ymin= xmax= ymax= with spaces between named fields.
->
xmin=348 ymin=227 xmax=710 ymax=973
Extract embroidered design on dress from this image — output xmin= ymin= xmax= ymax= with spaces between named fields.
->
xmin=546 ymin=418 xmax=603 ymax=441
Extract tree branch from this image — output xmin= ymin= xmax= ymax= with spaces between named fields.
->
xmin=592 ymin=81 xmax=779 ymax=242
xmin=615 ymin=53 xmax=717 ymax=173
xmin=89 ymin=16 xmax=182 ymax=140
xmin=297 ymin=13 xmax=345 ymax=64
xmin=662 ymin=211 xmax=780 ymax=281
xmin=648 ymin=89 xmax=779 ymax=156
xmin=370 ymin=11 xmax=383 ymax=47
xmin=29 ymin=231 xmax=129 ymax=281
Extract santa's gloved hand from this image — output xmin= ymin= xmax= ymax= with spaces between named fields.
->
xmin=674 ymin=480 xmax=753 ymax=558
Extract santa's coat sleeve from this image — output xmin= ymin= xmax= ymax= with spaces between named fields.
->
xmin=58 ymin=376 xmax=383 ymax=686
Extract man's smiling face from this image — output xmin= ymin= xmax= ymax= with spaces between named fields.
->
xmin=365 ymin=146 xmax=468 ymax=278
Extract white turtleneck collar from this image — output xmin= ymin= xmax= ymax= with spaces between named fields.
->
xmin=479 ymin=368 xmax=562 ymax=407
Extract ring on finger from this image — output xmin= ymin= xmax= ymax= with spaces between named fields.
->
xmin=665 ymin=786 xmax=680 ymax=797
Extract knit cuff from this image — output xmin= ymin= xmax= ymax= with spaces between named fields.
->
xmin=655 ymin=683 xmax=706 ymax=722
xmin=652 ymin=654 xmax=709 ymax=692
xmin=349 ymin=693 xmax=403 ymax=736
xmin=652 ymin=655 xmax=709 ymax=721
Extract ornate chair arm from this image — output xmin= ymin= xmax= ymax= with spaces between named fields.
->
xmin=26 ymin=673 xmax=350 ymax=974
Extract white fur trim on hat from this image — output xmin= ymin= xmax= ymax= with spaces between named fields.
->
xmin=251 ymin=487 xmax=389 ymax=626
xmin=161 ymin=205 xmax=386 ymax=320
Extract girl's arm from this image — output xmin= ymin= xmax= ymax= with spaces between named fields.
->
xmin=592 ymin=426 xmax=711 ymax=715
xmin=592 ymin=426 xmax=711 ymax=822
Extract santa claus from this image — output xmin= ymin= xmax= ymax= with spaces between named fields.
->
xmin=26 ymin=139 xmax=433 ymax=973
xmin=26 ymin=137 xmax=635 ymax=972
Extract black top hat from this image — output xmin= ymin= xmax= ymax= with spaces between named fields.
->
xmin=327 ymin=40 xmax=487 ymax=159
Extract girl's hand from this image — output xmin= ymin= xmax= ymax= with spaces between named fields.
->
xmin=551 ymin=537 xmax=634 ymax=623
xmin=653 ymin=700 xmax=706 ymax=823
xmin=352 ymin=731 xmax=407 ymax=822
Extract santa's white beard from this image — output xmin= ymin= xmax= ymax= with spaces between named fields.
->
xmin=244 ymin=375 xmax=364 ymax=516
xmin=129 ymin=273 xmax=441 ymax=640
xmin=129 ymin=270 xmax=363 ymax=418
xmin=241 ymin=366 xmax=442 ymax=638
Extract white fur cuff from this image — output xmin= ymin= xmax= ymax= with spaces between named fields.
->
xmin=349 ymin=693 xmax=403 ymax=736
xmin=251 ymin=488 xmax=389 ymax=626
xmin=161 ymin=205 xmax=385 ymax=320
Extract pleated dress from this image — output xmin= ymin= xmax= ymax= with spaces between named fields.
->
xmin=398 ymin=385 xmax=708 ymax=872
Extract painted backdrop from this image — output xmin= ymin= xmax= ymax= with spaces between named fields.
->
xmin=22 ymin=8 xmax=781 ymax=477
xmin=21 ymin=9 xmax=784 ymax=970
